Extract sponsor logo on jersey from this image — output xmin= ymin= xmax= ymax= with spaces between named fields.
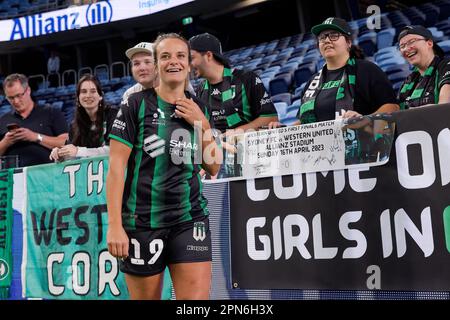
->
xmin=152 ymin=108 xmax=167 ymax=125
xmin=143 ymin=134 xmax=165 ymax=158
xmin=186 ymin=245 xmax=209 ymax=251
xmin=211 ymin=88 xmax=221 ymax=96
xmin=193 ymin=222 xmax=206 ymax=241
xmin=260 ymin=93 xmax=272 ymax=105
xmin=169 ymin=140 xmax=199 ymax=151
xmin=112 ymin=119 xmax=126 ymax=131
xmin=212 ymin=109 xmax=226 ymax=117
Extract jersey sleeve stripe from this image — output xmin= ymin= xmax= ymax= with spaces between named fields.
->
xmin=109 ymin=134 xmax=133 ymax=149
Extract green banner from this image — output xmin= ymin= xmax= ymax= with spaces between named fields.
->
xmin=0 ymin=169 xmax=14 ymax=299
xmin=24 ymin=156 xmax=129 ymax=299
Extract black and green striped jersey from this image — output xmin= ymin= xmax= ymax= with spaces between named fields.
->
xmin=109 ymin=88 xmax=210 ymax=230
xmin=196 ymin=68 xmax=277 ymax=132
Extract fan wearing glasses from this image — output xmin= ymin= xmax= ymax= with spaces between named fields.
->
xmin=397 ymin=25 xmax=450 ymax=109
xmin=0 ymin=73 xmax=68 ymax=167
xmin=269 ymin=17 xmax=398 ymax=128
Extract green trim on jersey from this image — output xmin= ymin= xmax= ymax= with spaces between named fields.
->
xmin=241 ymin=84 xmax=252 ymax=122
xmin=259 ymin=113 xmax=278 ymax=117
xmin=150 ymin=97 xmax=170 ymax=228
xmin=109 ymin=134 xmax=133 ymax=149
xmin=197 ymin=169 xmax=208 ymax=213
xmin=126 ymin=99 xmax=146 ymax=229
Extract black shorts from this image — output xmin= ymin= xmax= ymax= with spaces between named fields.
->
xmin=119 ymin=215 xmax=211 ymax=276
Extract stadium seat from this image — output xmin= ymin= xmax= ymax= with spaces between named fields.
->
xmin=293 ymin=63 xmax=315 ymax=88
xmin=437 ymin=40 xmax=450 ymax=54
xmin=271 ymin=93 xmax=292 ymax=105
xmin=51 ymin=101 xmax=64 ymax=110
xmin=280 ymin=103 xmax=300 ymax=125
xmin=383 ymin=63 xmax=410 ymax=75
xmin=358 ymin=32 xmax=377 ymax=57
xmin=269 ymin=73 xmax=292 ymax=96
xmin=377 ymin=28 xmax=396 ymax=50
xmin=388 ymin=70 xmax=410 ymax=84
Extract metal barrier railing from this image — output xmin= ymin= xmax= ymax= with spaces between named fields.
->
xmin=94 ymin=64 xmax=109 ymax=81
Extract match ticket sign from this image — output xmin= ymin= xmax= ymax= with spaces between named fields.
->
xmin=218 ymin=114 xmax=396 ymax=180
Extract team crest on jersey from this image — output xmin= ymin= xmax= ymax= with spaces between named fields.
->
xmin=0 ymin=259 xmax=9 ymax=281
xmin=143 ymin=134 xmax=165 ymax=158
xmin=193 ymin=222 xmax=206 ymax=241
xmin=152 ymin=108 xmax=167 ymax=125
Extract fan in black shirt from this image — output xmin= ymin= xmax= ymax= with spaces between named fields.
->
xmin=269 ymin=17 xmax=398 ymax=128
xmin=397 ymin=25 xmax=450 ymax=109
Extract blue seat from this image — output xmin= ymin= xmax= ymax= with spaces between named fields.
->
xmin=377 ymin=28 xmax=396 ymax=50
xmin=294 ymin=63 xmax=315 ymax=88
xmin=358 ymin=32 xmax=377 ymax=57
xmin=374 ymin=46 xmax=398 ymax=62
xmin=393 ymin=81 xmax=403 ymax=95
xmin=420 ymin=4 xmax=440 ymax=27
xmin=436 ymin=1 xmax=450 ymax=20
xmin=293 ymin=83 xmax=306 ymax=98
xmin=51 ymin=101 xmax=64 ymax=110
xmin=428 ymin=27 xmax=446 ymax=42
xmin=437 ymin=39 xmax=450 ymax=54
xmin=274 ymin=101 xmax=288 ymax=119
xmin=280 ymin=103 xmax=300 ymax=125
xmin=271 ymin=93 xmax=292 ymax=105
xmin=269 ymin=73 xmax=292 ymax=96
xmin=378 ymin=56 xmax=406 ymax=69
xmin=383 ymin=63 xmax=410 ymax=75
xmin=388 ymin=70 xmax=410 ymax=84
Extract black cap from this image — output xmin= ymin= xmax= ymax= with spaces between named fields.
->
xmin=189 ymin=33 xmax=230 ymax=67
xmin=311 ymin=17 xmax=352 ymax=37
xmin=398 ymin=25 xmax=444 ymax=57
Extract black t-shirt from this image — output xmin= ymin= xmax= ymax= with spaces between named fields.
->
xmin=299 ymin=59 xmax=397 ymax=121
xmin=68 ymin=105 xmax=118 ymax=146
xmin=109 ymin=88 xmax=211 ymax=230
xmin=398 ymin=57 xmax=450 ymax=109
xmin=314 ymin=66 xmax=346 ymax=121
xmin=196 ymin=68 xmax=277 ymax=132
xmin=0 ymin=104 xmax=68 ymax=167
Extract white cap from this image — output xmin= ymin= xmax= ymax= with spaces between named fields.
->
xmin=125 ymin=42 xmax=153 ymax=60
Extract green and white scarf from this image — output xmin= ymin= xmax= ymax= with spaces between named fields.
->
xmin=398 ymin=56 xmax=441 ymax=109
xmin=0 ymin=169 xmax=14 ymax=299
xmin=299 ymin=58 xmax=357 ymax=124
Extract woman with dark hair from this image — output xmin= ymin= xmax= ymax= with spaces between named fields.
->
xmin=397 ymin=25 xmax=450 ymax=109
xmin=270 ymin=17 xmax=398 ymax=128
xmin=106 ymin=33 xmax=221 ymax=299
xmin=49 ymin=74 xmax=118 ymax=161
